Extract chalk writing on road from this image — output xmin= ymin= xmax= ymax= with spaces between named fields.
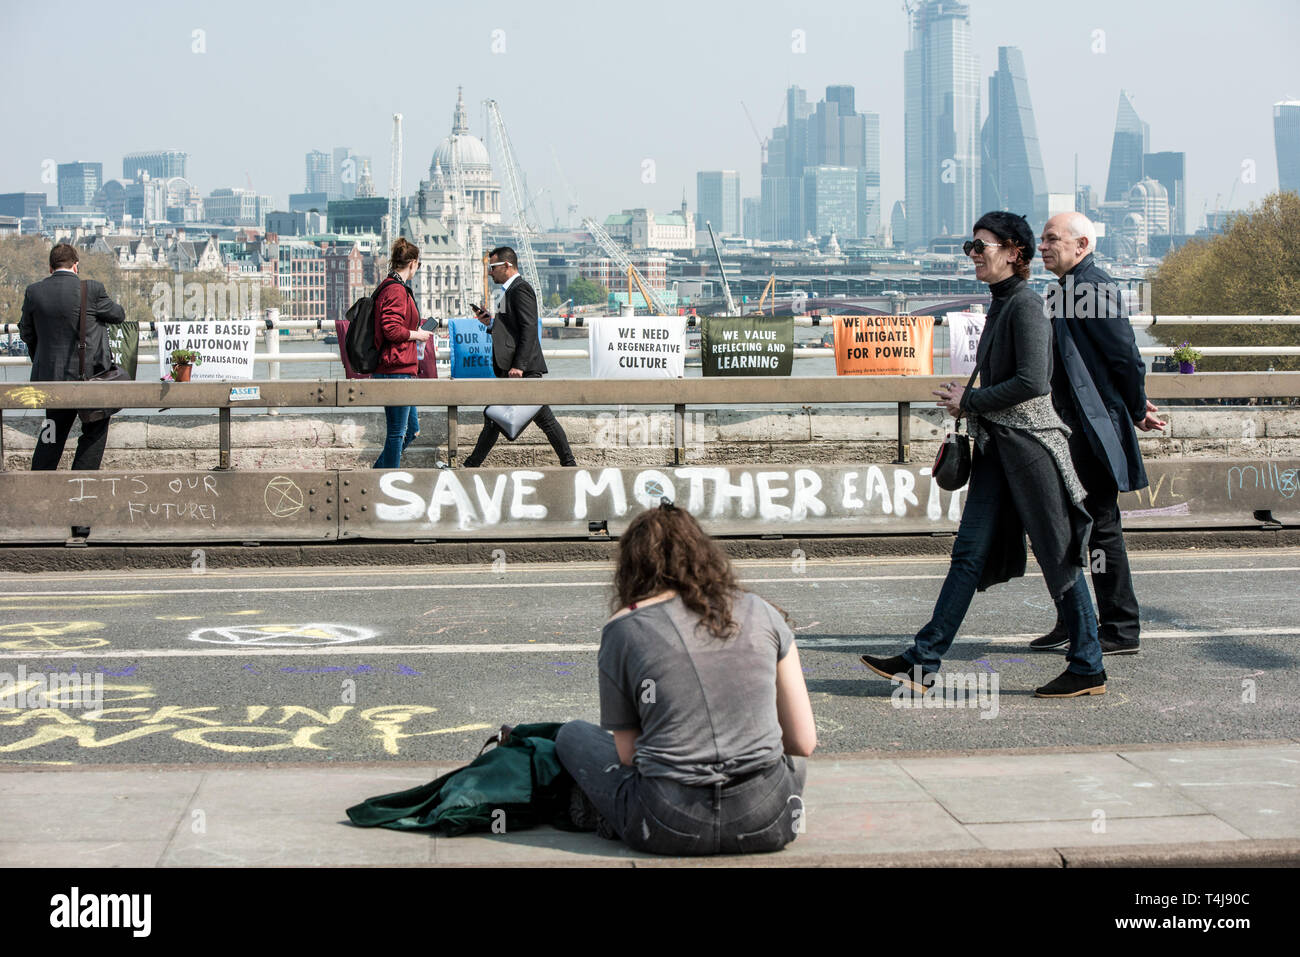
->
xmin=0 ymin=682 xmax=492 ymax=757
xmin=188 ymin=624 xmax=375 ymax=648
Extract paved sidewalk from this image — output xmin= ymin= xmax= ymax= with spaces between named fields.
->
xmin=2 ymin=741 xmax=1297 ymax=867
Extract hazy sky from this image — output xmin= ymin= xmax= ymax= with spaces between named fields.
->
xmin=3 ymin=0 xmax=1296 ymax=232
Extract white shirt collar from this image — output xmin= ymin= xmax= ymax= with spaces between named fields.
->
xmin=502 ymin=272 xmax=520 ymax=292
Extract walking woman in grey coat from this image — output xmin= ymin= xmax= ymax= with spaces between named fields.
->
xmin=862 ymin=211 xmax=1107 ymax=698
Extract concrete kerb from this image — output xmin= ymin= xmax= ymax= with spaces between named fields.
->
xmin=0 ymin=528 xmax=1297 ymax=574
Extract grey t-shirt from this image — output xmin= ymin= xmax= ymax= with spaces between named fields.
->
xmin=598 ymin=591 xmax=795 ymax=786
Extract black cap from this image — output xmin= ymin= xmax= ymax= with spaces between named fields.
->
xmin=972 ymin=210 xmax=1036 ymax=263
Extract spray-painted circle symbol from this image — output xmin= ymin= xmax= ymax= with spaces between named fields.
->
xmin=264 ymin=476 xmax=305 ymax=518
xmin=187 ymin=623 xmax=375 ymax=647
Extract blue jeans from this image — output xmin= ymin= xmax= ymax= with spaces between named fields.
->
xmin=904 ymin=440 xmax=1103 ymax=676
xmin=555 ymin=720 xmax=807 ymax=856
xmin=372 ymin=374 xmax=419 ymax=469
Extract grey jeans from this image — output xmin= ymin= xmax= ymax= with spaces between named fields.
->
xmin=555 ymin=720 xmax=807 ymax=856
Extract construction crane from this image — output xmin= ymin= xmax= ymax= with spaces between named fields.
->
xmin=444 ymin=131 xmax=481 ymax=313
xmin=582 ymin=216 xmax=671 ymax=316
xmin=705 ymin=221 xmax=737 ymax=316
xmin=484 ymin=98 xmax=545 ymax=309
xmin=551 ymin=145 xmax=581 ymax=228
xmin=387 ymin=113 xmax=402 ymax=250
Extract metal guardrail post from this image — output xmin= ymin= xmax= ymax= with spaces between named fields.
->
xmin=0 ymin=408 xmax=5 ymax=471
xmin=217 ymin=407 xmax=232 ymax=470
xmin=447 ymin=406 xmax=458 ymax=467
xmin=895 ymin=401 xmax=911 ymax=463
xmin=674 ymin=403 xmax=686 ymax=466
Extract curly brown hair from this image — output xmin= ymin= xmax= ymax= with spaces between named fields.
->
xmin=613 ymin=503 xmax=741 ymax=640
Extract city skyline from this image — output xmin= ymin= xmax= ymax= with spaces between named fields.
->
xmin=2 ymin=0 xmax=1296 ymax=235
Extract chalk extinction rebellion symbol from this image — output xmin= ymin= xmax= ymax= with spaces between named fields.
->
xmin=187 ymin=624 xmax=376 ymax=647
xmin=264 ymin=476 xmax=305 ymax=518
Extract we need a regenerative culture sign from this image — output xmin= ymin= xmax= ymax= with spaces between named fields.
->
xmin=833 ymin=315 xmax=935 ymax=375
xmin=590 ymin=317 xmax=686 ymax=378
xmin=700 ymin=316 xmax=794 ymax=376
xmin=157 ymin=319 xmax=256 ymax=380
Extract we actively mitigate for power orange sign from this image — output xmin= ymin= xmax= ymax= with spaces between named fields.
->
xmin=832 ymin=315 xmax=935 ymax=375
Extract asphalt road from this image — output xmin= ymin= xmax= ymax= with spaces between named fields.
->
xmin=0 ymin=548 xmax=1296 ymax=766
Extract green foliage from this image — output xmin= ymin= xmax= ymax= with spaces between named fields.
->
xmin=1150 ymin=191 xmax=1300 ymax=370
xmin=545 ymin=291 xmax=562 ymax=309
xmin=567 ymin=276 xmax=609 ymax=306
xmin=170 ymin=348 xmax=202 ymax=366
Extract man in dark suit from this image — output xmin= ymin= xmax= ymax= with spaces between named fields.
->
xmin=18 ymin=243 xmax=126 ymax=477
xmin=1035 ymin=213 xmax=1165 ymax=656
xmin=462 ymin=246 xmax=575 ymax=467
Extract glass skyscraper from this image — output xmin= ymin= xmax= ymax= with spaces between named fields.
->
xmin=697 ymin=171 xmax=741 ymax=236
xmin=122 ymin=150 xmax=187 ymax=181
xmin=759 ymin=84 xmax=881 ymax=241
xmin=56 ymin=162 xmax=101 ymax=208
xmin=1142 ymin=151 xmax=1186 ymax=235
xmin=981 ymin=46 xmax=1048 ymax=231
xmin=904 ymin=0 xmax=981 ymax=250
xmin=1275 ymin=101 xmax=1300 ymax=194
xmin=1105 ymin=90 xmax=1149 ymax=203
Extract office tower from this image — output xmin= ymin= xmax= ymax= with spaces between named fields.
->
xmin=305 ymin=150 xmax=334 ymax=197
xmin=697 ymin=171 xmax=741 ymax=236
xmin=904 ymin=0 xmax=981 ymax=249
xmin=890 ymin=201 xmax=908 ymax=248
xmin=825 ymin=85 xmax=855 ymax=116
xmin=760 ymin=84 xmax=881 ymax=241
xmin=804 ymin=167 xmax=858 ymax=239
xmin=332 ymin=147 xmax=370 ymax=201
xmin=1105 ymin=90 xmax=1149 ymax=202
xmin=1275 ymin=101 xmax=1300 ymax=194
xmin=981 ymin=45 xmax=1048 ymax=229
xmin=1143 ymin=151 xmax=1186 ymax=235
xmin=122 ymin=149 xmax=187 ymax=181
xmin=56 ymin=161 xmax=102 ymax=208
xmin=742 ymin=197 xmax=762 ymax=240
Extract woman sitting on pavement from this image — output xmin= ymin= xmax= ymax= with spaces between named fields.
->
xmin=860 ymin=211 xmax=1107 ymax=699
xmin=556 ymin=502 xmax=817 ymax=855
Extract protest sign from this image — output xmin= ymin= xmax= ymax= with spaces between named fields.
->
xmin=946 ymin=311 xmax=987 ymax=376
xmin=590 ymin=316 xmax=686 ymax=378
xmin=700 ymin=316 xmax=794 ymax=377
xmin=157 ymin=319 xmax=256 ymax=380
xmin=449 ymin=317 xmax=494 ymax=378
xmin=105 ymin=320 xmax=139 ymax=379
xmin=832 ymin=315 xmax=935 ymax=375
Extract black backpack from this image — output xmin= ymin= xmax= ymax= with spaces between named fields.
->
xmin=345 ymin=276 xmax=407 ymax=375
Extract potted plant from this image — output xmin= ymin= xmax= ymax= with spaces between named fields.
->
xmin=1171 ymin=341 xmax=1202 ymax=374
xmin=169 ymin=348 xmax=203 ymax=382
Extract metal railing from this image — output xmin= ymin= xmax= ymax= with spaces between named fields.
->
xmin=3 ymin=372 xmax=1297 ymax=470
xmin=3 ymin=315 xmax=1299 ymax=377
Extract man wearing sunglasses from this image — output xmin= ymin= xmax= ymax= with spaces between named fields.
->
xmin=463 ymin=247 xmax=576 ymax=467
xmin=1033 ymin=212 xmax=1164 ymax=657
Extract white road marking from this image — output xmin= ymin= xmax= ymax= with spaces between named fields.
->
xmin=0 ymin=626 xmax=1293 ymax=661
xmin=0 ymin=642 xmax=600 ymax=660
xmin=798 ymin=626 xmax=1300 ymax=647
xmin=2 ymin=566 xmax=1298 ymax=598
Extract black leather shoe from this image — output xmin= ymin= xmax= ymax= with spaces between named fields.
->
xmin=1034 ymin=669 xmax=1107 ymax=698
xmin=1100 ymin=637 xmax=1140 ymax=656
xmin=860 ymin=653 xmax=933 ymax=694
xmin=1029 ymin=620 xmax=1068 ymax=651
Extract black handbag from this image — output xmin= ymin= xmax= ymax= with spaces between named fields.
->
xmin=932 ymin=365 xmax=979 ymax=491
xmin=77 ymin=280 xmax=131 ymax=423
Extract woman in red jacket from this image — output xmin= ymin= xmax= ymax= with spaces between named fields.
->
xmin=373 ymin=238 xmax=433 ymax=469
